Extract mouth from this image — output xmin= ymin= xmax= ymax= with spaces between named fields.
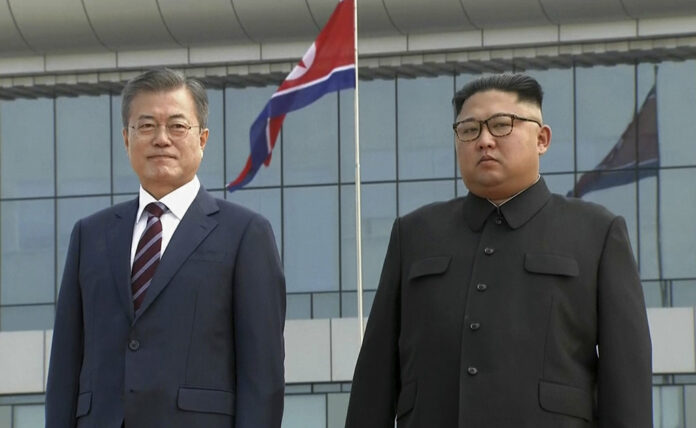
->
xmin=478 ymin=155 xmax=497 ymax=165
xmin=148 ymin=154 xmax=176 ymax=160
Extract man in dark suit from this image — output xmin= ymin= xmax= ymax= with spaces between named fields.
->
xmin=46 ymin=68 xmax=286 ymax=428
xmin=346 ymin=74 xmax=652 ymax=427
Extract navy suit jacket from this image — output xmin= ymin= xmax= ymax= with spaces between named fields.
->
xmin=46 ymin=188 xmax=286 ymax=428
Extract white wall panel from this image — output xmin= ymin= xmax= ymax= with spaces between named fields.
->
xmin=284 ymin=319 xmax=331 ymax=383
xmin=330 ymin=318 xmax=362 ymax=381
xmin=0 ymin=331 xmax=44 ymax=394
xmin=648 ymin=307 xmax=696 ymax=373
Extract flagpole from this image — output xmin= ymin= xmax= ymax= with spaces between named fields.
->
xmin=353 ymin=0 xmax=365 ymax=341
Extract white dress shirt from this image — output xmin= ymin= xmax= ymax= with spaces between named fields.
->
xmin=130 ymin=176 xmax=201 ymax=268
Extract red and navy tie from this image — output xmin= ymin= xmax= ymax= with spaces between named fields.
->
xmin=131 ymin=202 xmax=167 ymax=311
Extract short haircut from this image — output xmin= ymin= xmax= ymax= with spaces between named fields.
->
xmin=121 ymin=68 xmax=209 ymax=129
xmin=452 ymin=73 xmax=544 ymax=117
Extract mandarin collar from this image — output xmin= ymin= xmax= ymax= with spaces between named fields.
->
xmin=462 ymin=177 xmax=551 ymax=231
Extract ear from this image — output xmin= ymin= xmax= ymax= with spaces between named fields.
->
xmin=199 ymin=128 xmax=209 ymax=153
xmin=537 ymin=124 xmax=551 ymax=155
xmin=123 ymin=128 xmax=130 ymax=153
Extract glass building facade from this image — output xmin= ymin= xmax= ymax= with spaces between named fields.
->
xmin=1 ymin=60 xmax=696 ymax=427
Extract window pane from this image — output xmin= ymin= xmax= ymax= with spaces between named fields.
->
xmin=1 ymin=304 xmax=54 ymax=331
xmin=657 ymin=60 xmax=696 ymax=167
xmin=541 ymin=173 xmax=575 ymax=198
xmin=227 ymin=188 xmax=282 ymax=252
xmin=660 ymin=168 xmax=696 ymax=278
xmin=225 ymin=85 xmax=281 ymax=187
xmin=398 ymin=76 xmax=455 ymax=180
xmin=526 ymin=68 xmax=574 ymax=173
xmin=56 ymin=197 xmax=111 ymax=294
xmin=112 ymin=95 xmax=140 ymax=193
xmin=282 ymin=395 xmax=326 ymax=428
xmin=1 ymin=200 xmax=55 ymax=305
xmin=198 ymin=89 xmax=225 ymax=191
xmin=576 ymin=65 xmax=635 ymax=171
xmin=327 ymin=393 xmax=350 ymax=428
xmin=574 ymin=173 xmax=638 ymax=262
xmin=0 ymin=98 xmax=55 ymax=198
xmin=287 ymin=293 xmax=311 ymax=320
xmin=340 ymin=183 xmax=396 ymax=292
xmin=673 ymin=280 xmax=696 ymax=307
xmin=56 ymin=95 xmax=110 ymax=195
xmin=340 ymin=79 xmax=396 ymax=182
xmin=283 ymin=94 xmax=339 ymax=185
xmin=398 ymin=180 xmax=455 ymax=216
xmin=13 ymin=404 xmax=45 ymax=428
xmin=284 ymin=186 xmax=339 ymax=292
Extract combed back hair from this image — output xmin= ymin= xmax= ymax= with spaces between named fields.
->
xmin=121 ymin=68 xmax=209 ymax=129
xmin=452 ymin=73 xmax=544 ymax=117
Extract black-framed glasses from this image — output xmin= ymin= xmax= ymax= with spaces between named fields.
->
xmin=129 ymin=120 xmax=202 ymax=140
xmin=452 ymin=113 xmax=542 ymax=143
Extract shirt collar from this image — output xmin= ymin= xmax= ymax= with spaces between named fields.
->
xmin=136 ymin=175 xmax=201 ymax=222
xmin=462 ymin=176 xmax=551 ymax=231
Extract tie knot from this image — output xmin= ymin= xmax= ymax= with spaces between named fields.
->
xmin=145 ymin=202 xmax=167 ymax=218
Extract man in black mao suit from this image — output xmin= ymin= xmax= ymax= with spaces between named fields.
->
xmin=46 ymin=68 xmax=286 ymax=428
xmin=346 ymin=74 xmax=652 ymax=427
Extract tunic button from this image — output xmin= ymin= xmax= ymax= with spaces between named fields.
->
xmin=470 ymin=322 xmax=481 ymax=331
xmin=476 ymin=283 xmax=488 ymax=291
xmin=495 ymin=217 xmax=503 ymax=225
xmin=128 ymin=339 xmax=140 ymax=351
xmin=467 ymin=366 xmax=478 ymax=376
xmin=484 ymin=247 xmax=495 ymax=255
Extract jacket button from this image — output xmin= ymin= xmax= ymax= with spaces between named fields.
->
xmin=128 ymin=339 xmax=140 ymax=351
xmin=470 ymin=322 xmax=481 ymax=331
xmin=467 ymin=366 xmax=478 ymax=376
xmin=495 ymin=217 xmax=503 ymax=225
xmin=484 ymin=247 xmax=495 ymax=255
xmin=476 ymin=283 xmax=487 ymax=291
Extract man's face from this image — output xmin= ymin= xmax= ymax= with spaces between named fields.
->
xmin=123 ymin=87 xmax=208 ymax=199
xmin=455 ymin=89 xmax=550 ymax=201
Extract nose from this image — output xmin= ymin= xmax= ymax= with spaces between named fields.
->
xmin=152 ymin=125 xmax=172 ymax=146
xmin=476 ymin=125 xmax=496 ymax=150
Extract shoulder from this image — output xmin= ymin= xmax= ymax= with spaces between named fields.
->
xmin=549 ymin=193 xmax=617 ymax=221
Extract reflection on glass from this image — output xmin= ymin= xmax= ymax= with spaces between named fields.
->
xmin=398 ymin=75 xmax=455 ymax=180
xmin=282 ymin=395 xmax=326 ymax=428
xmin=226 ymin=86 xmax=280 ymax=187
xmin=656 ymin=60 xmax=696 ymax=167
xmin=56 ymin=197 xmax=111 ymax=294
xmin=341 ymin=183 xmax=396 ymax=292
xmin=398 ymin=180 xmax=455 ymax=216
xmin=576 ymin=65 xmax=634 ymax=171
xmin=1 ymin=304 xmax=54 ymax=331
xmin=56 ymin=95 xmax=110 ymax=196
xmin=284 ymin=93 xmax=338 ymax=185
xmin=198 ymin=89 xmax=225 ymax=191
xmin=284 ymin=186 xmax=339 ymax=293
xmin=0 ymin=98 xmax=55 ymax=198
xmin=659 ymin=169 xmax=696 ymax=278
xmin=112 ymin=95 xmax=140 ymax=193
xmin=1 ymin=200 xmax=55 ymax=305
xmin=340 ymin=79 xmax=397 ymax=182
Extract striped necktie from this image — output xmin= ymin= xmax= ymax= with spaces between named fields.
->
xmin=131 ymin=202 xmax=167 ymax=311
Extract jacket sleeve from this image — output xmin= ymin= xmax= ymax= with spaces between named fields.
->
xmin=345 ymin=218 xmax=402 ymax=428
xmin=233 ymin=214 xmax=286 ymax=428
xmin=45 ymin=221 xmax=84 ymax=428
xmin=596 ymin=216 xmax=652 ymax=427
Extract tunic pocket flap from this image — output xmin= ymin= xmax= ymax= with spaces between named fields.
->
xmin=177 ymin=387 xmax=235 ymax=415
xmin=538 ymin=380 xmax=593 ymax=421
xmin=525 ymin=253 xmax=579 ymax=277
xmin=75 ymin=391 xmax=92 ymax=417
xmin=396 ymin=381 xmax=417 ymax=419
xmin=408 ymin=256 xmax=451 ymax=280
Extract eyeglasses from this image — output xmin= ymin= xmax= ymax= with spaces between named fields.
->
xmin=452 ymin=113 xmax=542 ymax=143
xmin=129 ymin=120 xmax=201 ymax=140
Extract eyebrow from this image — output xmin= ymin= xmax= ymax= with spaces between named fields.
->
xmin=136 ymin=113 xmax=189 ymax=121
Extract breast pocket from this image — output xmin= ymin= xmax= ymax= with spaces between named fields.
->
xmin=408 ymin=256 xmax=451 ymax=281
xmin=524 ymin=253 xmax=579 ymax=277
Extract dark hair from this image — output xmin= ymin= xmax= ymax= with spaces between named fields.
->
xmin=121 ymin=68 xmax=209 ymax=129
xmin=452 ymin=73 xmax=543 ymax=117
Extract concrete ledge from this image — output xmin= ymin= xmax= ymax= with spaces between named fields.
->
xmin=1 ymin=309 xmax=693 ymax=395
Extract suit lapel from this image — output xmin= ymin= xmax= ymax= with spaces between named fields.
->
xmin=134 ymin=188 xmax=219 ymax=320
xmin=106 ymin=198 xmax=139 ymax=323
